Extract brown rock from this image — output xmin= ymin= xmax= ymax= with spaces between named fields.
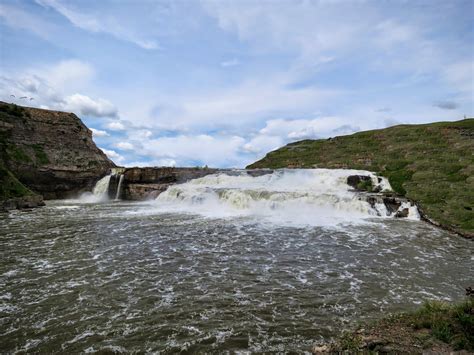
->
xmin=395 ymin=208 xmax=410 ymax=218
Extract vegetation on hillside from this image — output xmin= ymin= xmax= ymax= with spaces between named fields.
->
xmin=248 ymin=119 xmax=474 ymax=237
xmin=0 ymin=104 xmax=36 ymax=201
xmin=323 ymin=297 xmax=474 ymax=353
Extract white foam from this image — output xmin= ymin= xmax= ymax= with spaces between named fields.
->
xmin=151 ymin=169 xmax=399 ymax=227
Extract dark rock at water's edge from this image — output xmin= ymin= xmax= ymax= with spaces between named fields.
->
xmin=347 ymin=175 xmax=371 ymax=190
xmin=0 ymin=194 xmax=45 ymax=212
xmin=0 ymin=101 xmax=115 ymax=204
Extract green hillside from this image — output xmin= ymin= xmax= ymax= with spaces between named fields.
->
xmin=248 ymin=119 xmax=474 ymax=238
xmin=0 ymin=104 xmax=36 ymax=201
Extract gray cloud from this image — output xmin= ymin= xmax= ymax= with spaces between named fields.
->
xmin=433 ymin=100 xmax=459 ymax=110
xmin=376 ymin=107 xmax=392 ymax=112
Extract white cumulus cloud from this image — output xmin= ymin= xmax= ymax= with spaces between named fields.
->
xmin=100 ymin=148 xmax=124 ymax=163
xmin=60 ymin=94 xmax=117 ymax=117
xmin=106 ymin=121 xmax=126 ymax=131
xmin=115 ymin=142 xmax=134 ymax=150
xmin=90 ymin=128 xmax=109 ymax=137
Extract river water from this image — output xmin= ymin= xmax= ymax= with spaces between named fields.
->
xmin=0 ymin=169 xmax=472 ymax=353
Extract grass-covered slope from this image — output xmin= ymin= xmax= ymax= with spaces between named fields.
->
xmin=325 ymin=297 xmax=474 ymax=353
xmin=0 ymin=104 xmax=37 ymax=202
xmin=248 ymin=119 xmax=474 ymax=237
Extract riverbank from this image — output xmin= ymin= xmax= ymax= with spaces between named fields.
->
xmin=313 ymin=297 xmax=474 ymax=354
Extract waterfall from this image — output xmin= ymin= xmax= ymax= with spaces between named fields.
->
xmin=115 ymin=174 xmax=124 ymax=200
xmin=154 ymin=169 xmax=419 ymax=226
xmin=89 ymin=169 xmax=126 ymax=202
xmin=92 ymin=174 xmax=112 ymax=201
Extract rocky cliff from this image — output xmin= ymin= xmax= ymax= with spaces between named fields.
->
xmin=0 ymin=102 xmax=115 ymax=207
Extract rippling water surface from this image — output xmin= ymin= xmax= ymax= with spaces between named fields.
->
xmin=1 ymin=200 xmax=472 ymax=353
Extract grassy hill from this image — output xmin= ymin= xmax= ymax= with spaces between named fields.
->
xmin=248 ymin=119 xmax=474 ymax=238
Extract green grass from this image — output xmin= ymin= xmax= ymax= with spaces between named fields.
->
xmin=248 ymin=119 xmax=474 ymax=237
xmin=6 ymin=144 xmax=32 ymax=163
xmin=411 ymin=299 xmax=474 ymax=350
xmin=357 ymin=179 xmax=373 ymax=192
xmin=0 ymin=103 xmax=27 ymax=118
xmin=30 ymin=144 xmax=49 ymax=165
xmin=332 ymin=298 xmax=474 ymax=353
xmin=0 ymin=163 xmax=33 ymax=200
xmin=0 ymin=102 xmax=37 ymax=200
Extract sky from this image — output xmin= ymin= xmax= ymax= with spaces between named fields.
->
xmin=0 ymin=0 xmax=473 ymax=168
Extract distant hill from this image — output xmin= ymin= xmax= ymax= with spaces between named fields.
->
xmin=248 ymin=119 xmax=474 ymax=238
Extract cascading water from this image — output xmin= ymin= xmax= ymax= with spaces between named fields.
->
xmin=154 ymin=169 xmax=419 ymax=226
xmin=115 ymin=174 xmax=124 ymax=200
xmin=90 ymin=174 xmax=112 ymax=201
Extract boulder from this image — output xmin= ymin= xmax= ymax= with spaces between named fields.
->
xmin=395 ymin=208 xmax=410 ymax=218
xmin=347 ymin=175 xmax=372 ymax=190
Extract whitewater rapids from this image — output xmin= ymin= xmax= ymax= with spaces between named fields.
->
xmin=151 ymin=168 xmax=416 ymax=226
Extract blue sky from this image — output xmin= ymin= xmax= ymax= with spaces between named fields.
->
xmin=1 ymin=0 xmax=473 ymax=167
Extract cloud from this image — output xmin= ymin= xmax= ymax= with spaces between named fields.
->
xmin=90 ymin=128 xmax=109 ymax=137
xmin=41 ymin=60 xmax=95 ymax=92
xmin=241 ymin=135 xmax=283 ymax=154
xmin=260 ymin=116 xmax=351 ymax=139
xmin=433 ymin=100 xmax=459 ymax=110
xmin=220 ymin=58 xmax=240 ymax=67
xmin=60 ymin=94 xmax=117 ymax=117
xmin=0 ymin=3 xmax=56 ymax=40
xmin=35 ymin=0 xmax=159 ymax=49
xmin=139 ymin=134 xmax=246 ymax=167
xmin=443 ymin=61 xmax=474 ymax=96
xmin=105 ymin=121 xmax=126 ymax=131
xmin=0 ymin=60 xmax=118 ymax=118
xmin=115 ymin=141 xmax=134 ymax=150
xmin=124 ymin=158 xmax=177 ymax=168
xmin=100 ymin=148 xmax=124 ymax=163
xmin=146 ymin=77 xmax=338 ymax=132
xmin=201 ymin=0 xmax=366 ymax=62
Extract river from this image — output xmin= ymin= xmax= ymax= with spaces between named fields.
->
xmin=1 ymin=169 xmax=472 ymax=352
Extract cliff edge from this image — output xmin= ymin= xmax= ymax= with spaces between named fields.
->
xmin=0 ymin=102 xmax=115 ymax=207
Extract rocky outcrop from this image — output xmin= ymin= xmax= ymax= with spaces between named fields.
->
xmin=0 ymin=102 xmax=115 ymax=201
xmin=347 ymin=175 xmax=372 ymax=190
xmin=0 ymin=195 xmax=45 ymax=211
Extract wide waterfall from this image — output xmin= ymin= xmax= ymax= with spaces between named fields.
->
xmin=154 ymin=169 xmax=419 ymax=226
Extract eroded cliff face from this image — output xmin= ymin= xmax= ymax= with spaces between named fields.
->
xmin=0 ymin=102 xmax=115 ymax=201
